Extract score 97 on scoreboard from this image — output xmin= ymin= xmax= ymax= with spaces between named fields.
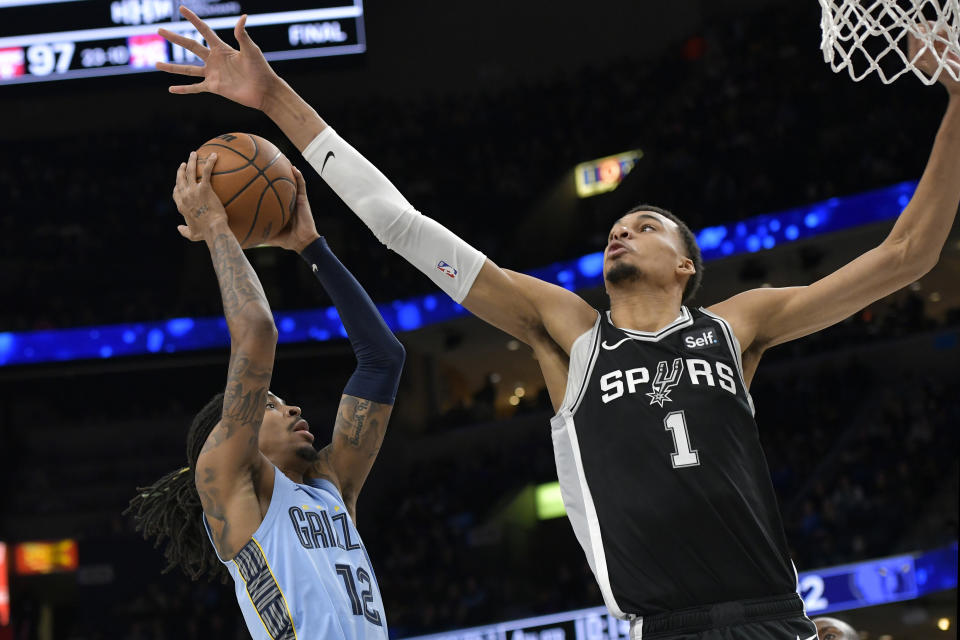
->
xmin=0 ymin=0 xmax=364 ymax=85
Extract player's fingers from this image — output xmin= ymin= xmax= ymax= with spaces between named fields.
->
xmin=293 ymin=168 xmax=308 ymax=200
xmin=155 ymin=61 xmax=205 ymax=77
xmin=186 ymin=151 xmax=198 ymax=184
xmin=157 ymin=28 xmax=209 ymax=60
xmin=168 ymin=82 xmax=209 ymax=95
xmin=179 ymin=6 xmax=228 ymax=49
xmin=234 ymin=15 xmax=258 ymax=51
xmin=200 ymin=152 xmax=218 ymax=183
xmin=175 ymin=161 xmax=187 ymax=190
xmin=907 ymin=30 xmax=920 ymax=60
xmin=177 ymin=225 xmax=202 ymax=241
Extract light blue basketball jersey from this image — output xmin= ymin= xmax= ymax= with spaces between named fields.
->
xmin=203 ymin=465 xmax=388 ymax=640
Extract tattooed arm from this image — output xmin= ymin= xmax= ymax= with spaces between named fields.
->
xmin=313 ymin=396 xmax=395 ymax=522
xmin=173 ymin=151 xmax=278 ymax=558
xmin=284 ymin=226 xmax=403 ymax=523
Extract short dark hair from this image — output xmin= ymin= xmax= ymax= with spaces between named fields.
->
xmin=124 ymin=393 xmax=229 ymax=582
xmin=622 ymin=204 xmax=703 ymax=302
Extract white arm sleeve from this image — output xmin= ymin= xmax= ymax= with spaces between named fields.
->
xmin=302 ymin=127 xmax=486 ymax=303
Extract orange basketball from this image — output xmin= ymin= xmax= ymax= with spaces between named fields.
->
xmin=195 ymin=133 xmax=296 ymax=248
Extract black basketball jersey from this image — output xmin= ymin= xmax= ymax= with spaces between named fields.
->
xmin=550 ymin=307 xmax=797 ymax=619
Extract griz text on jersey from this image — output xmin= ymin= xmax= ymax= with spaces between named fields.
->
xmin=288 ymin=506 xmax=361 ymax=551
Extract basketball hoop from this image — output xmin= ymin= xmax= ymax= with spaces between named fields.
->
xmin=819 ymin=0 xmax=960 ymax=84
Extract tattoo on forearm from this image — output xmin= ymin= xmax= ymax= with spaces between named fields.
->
xmin=199 ymin=352 xmax=272 ymax=455
xmin=223 ymin=355 xmax=271 ymax=427
xmin=209 ymin=233 xmax=269 ymax=322
xmin=348 ymin=398 xmax=370 ymax=445
xmin=334 ymin=396 xmax=388 ymax=456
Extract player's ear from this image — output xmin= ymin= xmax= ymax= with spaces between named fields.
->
xmin=677 ymin=257 xmax=695 ymax=276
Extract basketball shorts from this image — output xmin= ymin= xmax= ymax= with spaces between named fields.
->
xmin=628 ymin=593 xmax=817 ymax=640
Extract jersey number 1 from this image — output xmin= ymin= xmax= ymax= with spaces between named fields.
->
xmin=664 ymin=410 xmax=700 ymax=468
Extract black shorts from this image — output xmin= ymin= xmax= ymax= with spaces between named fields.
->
xmin=629 ymin=593 xmax=817 ymax=640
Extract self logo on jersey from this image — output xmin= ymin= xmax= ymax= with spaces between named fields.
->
xmin=682 ymin=329 xmax=719 ymax=349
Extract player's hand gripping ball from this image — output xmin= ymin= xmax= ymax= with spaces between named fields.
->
xmin=195 ymin=133 xmax=297 ymax=248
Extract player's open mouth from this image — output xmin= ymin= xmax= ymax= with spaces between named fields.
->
xmin=607 ymin=242 xmax=628 ymax=258
xmin=292 ymin=419 xmax=312 ymax=440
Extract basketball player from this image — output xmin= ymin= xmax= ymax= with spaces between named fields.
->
xmin=126 ymin=150 xmax=404 ymax=640
xmin=812 ymin=617 xmax=858 ymax=640
xmin=156 ymin=8 xmax=959 ymax=638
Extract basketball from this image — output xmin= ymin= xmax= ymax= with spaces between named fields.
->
xmin=195 ymin=133 xmax=296 ymax=248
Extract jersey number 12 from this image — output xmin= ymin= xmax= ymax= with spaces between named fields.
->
xmin=664 ymin=410 xmax=700 ymax=468
xmin=335 ymin=564 xmax=383 ymax=626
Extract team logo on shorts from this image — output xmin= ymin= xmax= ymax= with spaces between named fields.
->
xmin=646 ymin=358 xmax=684 ymax=407
xmin=437 ymin=260 xmax=458 ymax=278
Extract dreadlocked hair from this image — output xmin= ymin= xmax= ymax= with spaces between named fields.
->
xmin=624 ymin=204 xmax=704 ymax=303
xmin=124 ymin=392 xmax=229 ymax=583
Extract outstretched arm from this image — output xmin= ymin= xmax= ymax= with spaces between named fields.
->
xmin=712 ymin=35 xmax=960 ymax=359
xmin=156 ymin=8 xmax=596 ymax=358
xmin=264 ymin=169 xmax=405 ymax=522
xmin=173 ymin=151 xmax=277 ymax=559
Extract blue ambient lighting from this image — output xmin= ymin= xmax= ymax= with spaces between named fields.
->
xmin=308 ymin=327 xmax=331 ymax=341
xmin=396 ymin=303 xmax=422 ymax=331
xmin=696 ymin=226 xmax=727 ymax=250
xmin=576 ymin=252 xmax=604 ymax=278
xmin=1 ymin=180 xmax=918 ymax=367
xmin=146 ymin=329 xmax=164 ymax=353
xmin=165 ymin=317 xmax=194 ymax=337
xmin=0 ymin=332 xmax=14 ymax=365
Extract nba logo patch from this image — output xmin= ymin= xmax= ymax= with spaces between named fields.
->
xmin=437 ymin=260 xmax=457 ymax=278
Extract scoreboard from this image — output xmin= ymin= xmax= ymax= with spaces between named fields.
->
xmin=0 ymin=0 xmax=364 ymax=85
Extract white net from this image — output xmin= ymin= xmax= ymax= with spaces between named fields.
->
xmin=820 ymin=0 xmax=960 ymax=83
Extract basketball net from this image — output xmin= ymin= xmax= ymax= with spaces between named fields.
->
xmin=820 ymin=0 xmax=960 ymax=84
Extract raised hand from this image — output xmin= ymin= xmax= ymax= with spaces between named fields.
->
xmin=264 ymin=167 xmax=321 ymax=252
xmin=156 ymin=7 xmax=280 ymax=110
xmin=173 ymin=151 xmax=228 ymax=241
xmin=908 ymin=21 xmax=960 ymax=95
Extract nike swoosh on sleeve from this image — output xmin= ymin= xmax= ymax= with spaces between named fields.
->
xmin=321 ymin=150 xmax=336 ymax=174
